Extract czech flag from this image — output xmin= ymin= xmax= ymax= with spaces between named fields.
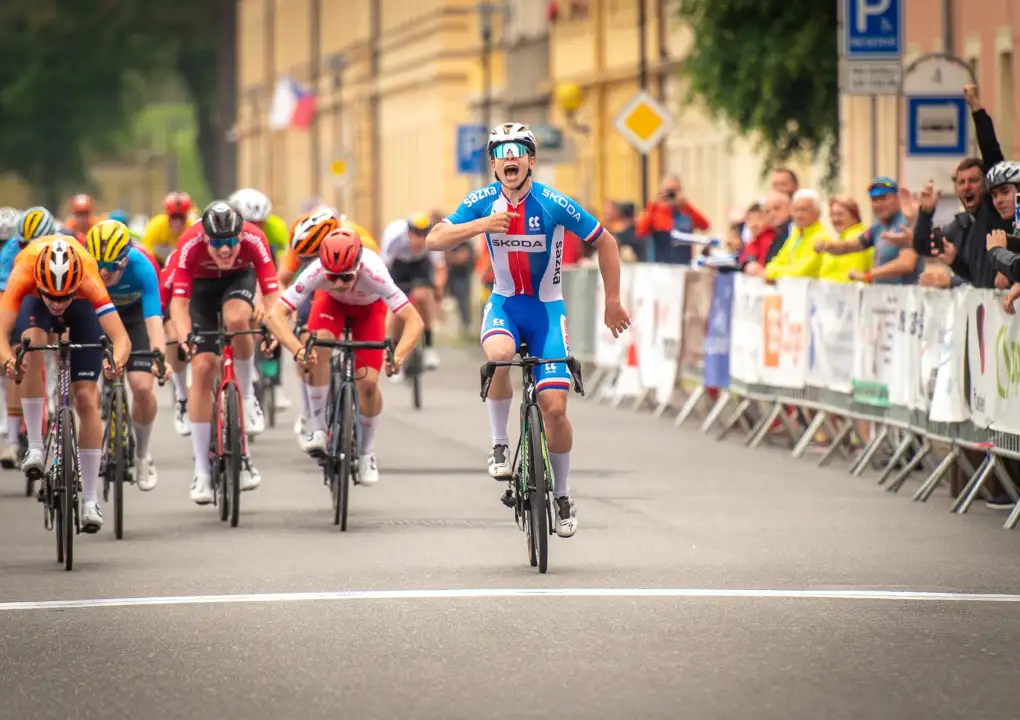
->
xmin=268 ymin=76 xmax=317 ymax=131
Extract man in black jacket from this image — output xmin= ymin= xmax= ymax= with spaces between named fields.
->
xmin=912 ymin=159 xmax=983 ymax=287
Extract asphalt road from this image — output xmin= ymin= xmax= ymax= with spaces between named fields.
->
xmin=1 ymin=347 xmax=1019 ymax=720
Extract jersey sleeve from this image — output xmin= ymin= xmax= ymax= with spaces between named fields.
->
xmin=0 ymin=256 xmax=33 ymax=313
xmin=379 ymin=221 xmax=404 ymax=266
xmin=242 ymin=227 xmax=280 ymax=294
xmin=0 ymin=242 xmax=21 ymax=292
xmin=550 ymin=192 xmax=603 ymax=244
xmin=80 ymin=269 xmax=117 ymax=317
xmin=362 ymin=254 xmax=410 ymax=313
xmin=131 ymin=250 xmax=163 ymax=318
xmin=171 ymin=230 xmax=201 ymax=299
xmin=280 ymin=261 xmax=323 ymax=311
xmin=443 ymin=189 xmax=491 ymax=226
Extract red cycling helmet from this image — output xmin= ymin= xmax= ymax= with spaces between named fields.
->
xmin=319 ymin=227 xmax=362 ymax=274
xmin=71 ymin=194 xmax=93 ymax=213
xmin=164 ymin=191 xmax=193 ymax=217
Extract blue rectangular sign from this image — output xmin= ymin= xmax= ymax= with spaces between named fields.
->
xmin=906 ymin=97 xmax=968 ymax=156
xmin=844 ymin=0 xmax=902 ymax=60
xmin=456 ymin=124 xmax=487 ymax=175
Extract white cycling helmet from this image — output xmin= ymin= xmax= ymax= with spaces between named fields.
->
xmin=0 ymin=207 xmax=19 ymax=241
xmin=486 ymin=122 xmax=537 ymax=157
xmin=986 ymin=161 xmax=1020 ymax=191
xmin=229 ymin=188 xmax=273 ymax=223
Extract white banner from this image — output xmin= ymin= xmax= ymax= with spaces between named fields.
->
xmin=967 ymin=289 xmax=997 ymax=428
xmin=594 ymin=264 xmax=633 ymax=369
xmin=653 ymin=267 xmax=686 ymax=405
xmin=729 ymin=273 xmax=763 ymax=384
xmin=806 ymin=281 xmax=858 ymax=393
xmin=889 ymin=286 xmax=924 ymax=410
xmin=929 ymin=287 xmax=969 ymax=423
xmin=989 ymin=292 xmax=1020 ymax=434
xmin=760 ymin=277 xmax=809 ymax=389
xmin=852 ymin=286 xmax=905 ymax=408
xmin=632 ymin=264 xmax=659 ymax=392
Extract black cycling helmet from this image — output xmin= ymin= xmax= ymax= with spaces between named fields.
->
xmin=201 ymin=200 xmax=243 ymax=240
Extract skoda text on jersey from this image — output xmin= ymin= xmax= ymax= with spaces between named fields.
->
xmin=442 ymin=181 xmax=603 ymax=302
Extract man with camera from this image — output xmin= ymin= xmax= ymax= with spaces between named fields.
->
xmin=635 ymin=175 xmax=711 ymax=264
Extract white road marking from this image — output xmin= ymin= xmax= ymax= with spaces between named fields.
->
xmin=3 ymin=587 xmax=1020 ymax=612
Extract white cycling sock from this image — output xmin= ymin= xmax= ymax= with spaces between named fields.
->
xmin=7 ymin=413 xmax=21 ymax=442
xmin=486 ymin=397 xmax=511 ymax=446
xmin=22 ymin=398 xmax=44 ymax=446
xmin=235 ymin=356 xmax=255 ymax=399
xmin=359 ymin=414 xmax=377 ymax=455
xmin=550 ymin=452 xmax=571 ymax=498
xmin=191 ymin=422 xmax=212 ymax=475
xmin=79 ymin=449 xmax=102 ymax=504
xmin=134 ymin=421 xmax=153 ymax=460
xmin=307 ymin=384 xmax=329 ymax=432
xmin=172 ymin=370 xmax=188 ymax=400
xmin=300 ymin=379 xmax=312 ymax=419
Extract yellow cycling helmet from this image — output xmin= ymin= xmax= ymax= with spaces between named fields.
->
xmin=407 ymin=212 xmax=432 ymax=234
xmin=19 ymin=206 xmax=56 ymax=241
xmin=86 ymin=219 xmax=132 ymax=264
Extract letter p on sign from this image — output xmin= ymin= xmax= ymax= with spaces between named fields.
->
xmin=856 ymin=0 xmax=891 ymax=31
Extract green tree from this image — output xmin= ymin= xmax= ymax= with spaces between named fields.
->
xmin=677 ymin=0 xmax=839 ymax=183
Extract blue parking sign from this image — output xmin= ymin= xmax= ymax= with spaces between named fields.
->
xmin=456 ymin=125 xmax=487 ymax=175
xmin=844 ymin=0 xmax=902 ymax=60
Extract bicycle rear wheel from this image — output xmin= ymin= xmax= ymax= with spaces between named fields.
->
xmin=112 ymin=389 xmax=128 ymax=540
xmin=61 ymin=407 xmax=77 ymax=571
xmin=525 ymin=404 xmax=550 ymax=574
xmin=335 ymin=383 xmax=356 ymax=531
xmin=225 ymin=385 xmax=243 ymax=528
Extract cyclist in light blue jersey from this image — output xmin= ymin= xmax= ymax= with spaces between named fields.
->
xmin=85 ymin=220 xmax=171 ymax=491
xmin=426 ymin=122 xmax=631 ymax=538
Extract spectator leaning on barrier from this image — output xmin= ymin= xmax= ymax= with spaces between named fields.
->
xmin=762 ymin=188 xmax=829 ymax=281
xmin=817 ymin=196 xmax=872 ymax=283
xmin=815 ymin=177 xmax=920 ymax=285
xmin=739 ymin=167 xmax=798 ymax=250
xmin=913 ymin=161 xmax=983 ymax=289
xmin=636 ymin=174 xmax=710 ymax=265
xmin=737 ymin=203 xmax=775 ymax=269
xmin=745 ymin=191 xmax=793 ymax=277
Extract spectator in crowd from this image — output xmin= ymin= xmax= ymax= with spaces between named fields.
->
xmin=770 ymin=167 xmax=799 ymax=197
xmin=737 ymin=203 xmax=775 ymax=269
xmin=636 ymin=174 xmax=710 ymax=265
xmin=603 ymin=200 xmax=641 ymax=262
xmin=745 ymin=191 xmax=793 ymax=276
xmin=818 ymin=196 xmax=872 ymax=282
xmin=912 ymin=167 xmax=982 ymax=288
xmin=814 ymin=177 xmax=920 ymax=285
xmin=762 ymin=188 xmax=829 ymax=281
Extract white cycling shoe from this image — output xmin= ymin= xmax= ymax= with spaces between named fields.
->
xmin=174 ymin=399 xmax=191 ymax=436
xmin=244 ymin=396 xmax=265 ymax=436
xmin=300 ymin=430 xmax=327 ymax=456
xmin=240 ymin=456 xmax=261 ymax=491
xmin=358 ymin=454 xmax=380 ymax=486
xmin=136 ymin=453 xmax=157 ymax=491
xmin=554 ymin=496 xmax=577 ymax=538
xmin=190 ymin=473 xmax=214 ymax=505
xmin=21 ymin=446 xmax=44 ymax=478
xmin=81 ymin=501 xmax=104 ymax=533
xmin=423 ymin=347 xmax=440 ymax=370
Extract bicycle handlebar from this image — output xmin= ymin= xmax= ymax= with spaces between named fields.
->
xmin=13 ymin=335 xmax=115 ymax=383
xmin=301 ymin=331 xmax=395 ymax=366
xmin=479 ymin=354 xmax=585 ymax=401
xmin=127 ymin=349 xmax=169 ymax=387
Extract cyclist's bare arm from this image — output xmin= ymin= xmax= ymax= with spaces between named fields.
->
xmin=265 ymin=300 xmax=302 ymax=358
xmin=393 ymin=304 xmax=424 ymax=363
xmin=427 ymin=218 xmax=488 ymax=251
xmin=99 ymin=312 xmax=131 ymax=371
xmin=169 ymin=297 xmax=192 ymax=344
xmin=0 ymin=307 xmax=16 ymax=368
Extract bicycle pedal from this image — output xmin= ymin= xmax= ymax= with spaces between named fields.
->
xmin=500 ymin=490 xmax=515 ymax=508
xmin=0 ymin=458 xmax=14 ymax=470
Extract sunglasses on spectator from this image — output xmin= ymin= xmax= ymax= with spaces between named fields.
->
xmin=209 ymin=236 xmax=239 ymax=250
xmin=492 ymin=142 xmax=530 ymax=160
xmin=325 ymin=269 xmax=358 ymax=283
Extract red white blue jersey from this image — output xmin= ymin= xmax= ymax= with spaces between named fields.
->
xmin=443 ymin=181 xmax=603 ymax=302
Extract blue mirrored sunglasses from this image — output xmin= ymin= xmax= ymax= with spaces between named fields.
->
xmin=209 ymin=236 xmax=239 ymax=250
xmin=98 ymin=258 xmax=127 ymax=273
xmin=491 ymin=142 xmax=530 ymax=160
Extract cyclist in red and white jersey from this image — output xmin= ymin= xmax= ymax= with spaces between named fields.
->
xmin=168 ymin=202 xmax=280 ymax=504
xmin=265 ymin=228 xmax=423 ymax=486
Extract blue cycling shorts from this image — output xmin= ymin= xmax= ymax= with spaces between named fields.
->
xmin=480 ymin=294 xmax=572 ymax=393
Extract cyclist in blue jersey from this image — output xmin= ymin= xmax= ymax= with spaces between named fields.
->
xmin=85 ymin=220 xmax=172 ymax=490
xmin=426 ymin=122 xmax=630 ymax=538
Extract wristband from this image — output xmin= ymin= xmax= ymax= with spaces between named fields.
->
xmin=293 ymin=347 xmax=304 ymax=362
xmin=864 ymin=271 xmax=873 ymax=284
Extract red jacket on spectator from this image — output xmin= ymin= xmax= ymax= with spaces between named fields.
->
xmin=740 ymin=227 xmax=777 ymax=266
xmin=636 ymin=201 xmax=710 ymax=236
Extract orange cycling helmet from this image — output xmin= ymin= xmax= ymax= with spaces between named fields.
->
xmin=319 ymin=228 xmax=362 ymax=274
xmin=291 ymin=209 xmax=339 ymax=258
xmin=164 ymin=191 xmax=193 ymax=217
xmin=35 ymin=238 xmax=85 ymax=298
xmin=71 ymin=194 xmax=93 ymax=214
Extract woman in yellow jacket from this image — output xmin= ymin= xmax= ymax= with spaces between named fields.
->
xmin=818 ymin=196 xmax=873 ymax=282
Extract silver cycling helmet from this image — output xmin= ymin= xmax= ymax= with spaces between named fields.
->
xmin=0 ymin=207 xmax=19 ymax=241
xmin=985 ymin=161 xmax=1020 ymax=191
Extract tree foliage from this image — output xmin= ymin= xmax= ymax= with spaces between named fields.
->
xmin=677 ymin=0 xmax=839 ymax=184
xmin=0 ymin=0 xmax=225 ymax=205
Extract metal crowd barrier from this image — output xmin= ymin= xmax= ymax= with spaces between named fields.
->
xmin=560 ymin=264 xmax=1020 ymax=531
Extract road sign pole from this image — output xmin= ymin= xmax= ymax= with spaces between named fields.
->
xmin=638 ymin=0 xmax=649 ymax=208
xmin=870 ymin=96 xmax=878 ymax=178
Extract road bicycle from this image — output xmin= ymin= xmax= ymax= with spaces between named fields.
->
xmin=100 ymin=350 xmax=168 ymax=540
xmin=479 ymin=342 xmax=584 ymax=574
xmin=188 ymin=323 xmax=269 ymax=528
xmin=402 ymin=338 xmax=425 ymax=410
xmin=14 ymin=327 xmax=116 ymax=571
xmin=302 ymin=321 xmax=393 ymax=530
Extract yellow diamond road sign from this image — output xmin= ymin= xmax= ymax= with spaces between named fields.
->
xmin=614 ymin=91 xmax=674 ymax=155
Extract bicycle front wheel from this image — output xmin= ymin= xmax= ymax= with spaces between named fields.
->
xmin=335 ymin=383 xmax=356 ymax=531
xmin=526 ymin=404 xmax=550 ymax=574
xmin=60 ymin=407 xmax=77 ymax=571
xmin=112 ymin=389 xmax=128 ymax=540
xmin=225 ymin=385 xmax=243 ymax=528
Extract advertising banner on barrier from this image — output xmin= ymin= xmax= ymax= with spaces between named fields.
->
xmin=806 ymin=281 xmax=858 ymax=393
xmin=654 ymin=267 xmax=686 ymax=405
xmin=914 ymin=288 xmax=950 ymax=412
xmin=929 ymin=287 xmax=969 ymax=423
xmin=632 ymin=263 xmax=659 ymax=392
xmin=760 ymin=278 xmax=808 ymax=388
xmin=853 ymin=286 xmax=905 ymax=407
xmin=967 ymin=289 xmax=997 ymax=428
xmin=890 ymin=285 xmax=925 ymax=409
xmin=730 ymin=274 xmax=764 ymax=385
xmin=989 ymin=293 xmax=1020 ymax=435
xmin=679 ymin=270 xmax=714 ymax=370
xmin=703 ymin=273 xmax=733 ymax=389
xmin=595 ymin=264 xmax=633 ymax=369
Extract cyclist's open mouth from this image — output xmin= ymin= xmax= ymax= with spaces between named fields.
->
xmin=504 ymin=165 xmax=520 ymax=181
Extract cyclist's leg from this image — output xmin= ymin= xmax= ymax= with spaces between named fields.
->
xmin=2 ymin=322 xmax=24 ymax=464
xmin=65 ymin=299 xmax=107 ymax=532
xmin=123 ymin=304 xmax=158 ymax=490
xmin=350 ymin=300 xmax=388 ymax=485
xmin=523 ymin=297 xmax=576 ymax=537
xmin=222 ymin=269 xmax=263 ymax=435
xmin=186 ymin=279 xmax=223 ymax=503
xmin=299 ymin=291 xmax=346 ymax=455
xmin=293 ymin=294 xmax=314 ymax=435
xmin=17 ymin=298 xmax=52 ymax=476
xmin=480 ymin=294 xmax=519 ymax=479
xmin=410 ymin=258 xmax=440 ymax=367
xmin=165 ymin=314 xmax=190 ymax=435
